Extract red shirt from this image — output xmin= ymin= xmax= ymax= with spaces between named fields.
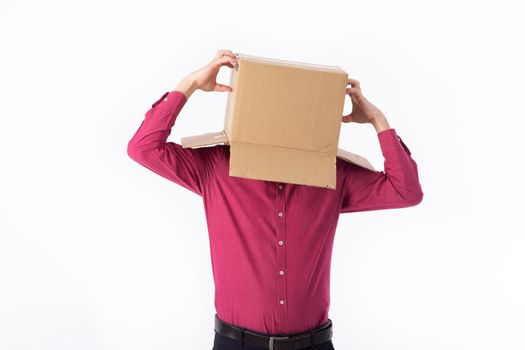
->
xmin=127 ymin=90 xmax=423 ymax=335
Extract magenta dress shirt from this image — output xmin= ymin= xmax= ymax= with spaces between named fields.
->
xmin=127 ymin=90 xmax=423 ymax=335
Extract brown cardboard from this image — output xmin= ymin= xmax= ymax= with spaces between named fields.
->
xmin=180 ymin=53 xmax=375 ymax=189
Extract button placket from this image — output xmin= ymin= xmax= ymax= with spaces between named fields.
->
xmin=275 ymin=183 xmax=287 ymax=331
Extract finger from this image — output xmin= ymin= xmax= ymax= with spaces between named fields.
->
xmin=222 ymin=50 xmax=237 ymax=58
xmin=346 ymin=87 xmax=361 ymax=97
xmin=214 ymin=55 xmax=237 ymax=68
xmin=347 ymin=78 xmax=360 ymax=88
xmin=342 ymin=113 xmax=353 ymax=123
xmin=347 ymin=80 xmax=361 ymax=94
xmin=215 ymin=49 xmax=238 ymax=60
xmin=214 ymin=83 xmax=233 ymax=92
xmin=347 ymin=88 xmax=365 ymax=104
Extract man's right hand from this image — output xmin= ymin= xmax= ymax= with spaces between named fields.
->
xmin=176 ymin=49 xmax=238 ymax=99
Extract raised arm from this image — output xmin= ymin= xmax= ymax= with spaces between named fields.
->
xmin=339 ymin=78 xmax=423 ymax=213
xmin=127 ymin=50 xmax=239 ymax=196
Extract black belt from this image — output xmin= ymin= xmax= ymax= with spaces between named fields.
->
xmin=214 ymin=314 xmax=333 ymax=350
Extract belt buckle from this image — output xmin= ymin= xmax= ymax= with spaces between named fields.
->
xmin=269 ymin=335 xmax=290 ymax=350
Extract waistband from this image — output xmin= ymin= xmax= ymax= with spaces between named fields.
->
xmin=214 ymin=314 xmax=333 ymax=350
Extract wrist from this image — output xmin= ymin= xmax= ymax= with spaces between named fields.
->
xmin=371 ymin=113 xmax=391 ymax=133
xmin=174 ymin=76 xmax=199 ymax=99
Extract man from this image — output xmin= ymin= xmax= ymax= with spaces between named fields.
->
xmin=127 ymin=49 xmax=423 ymax=350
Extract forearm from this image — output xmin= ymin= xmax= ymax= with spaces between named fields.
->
xmin=127 ymin=90 xmax=188 ymax=157
xmin=341 ymin=128 xmax=423 ymax=213
xmin=371 ymin=112 xmax=391 ymax=134
xmin=174 ymin=75 xmax=199 ymax=99
xmin=127 ymin=89 xmax=212 ymax=197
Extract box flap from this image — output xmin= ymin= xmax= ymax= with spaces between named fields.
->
xmin=336 ymin=148 xmax=376 ymax=172
xmin=229 ymin=141 xmax=337 ymax=189
xmin=180 ymin=130 xmax=229 ymax=148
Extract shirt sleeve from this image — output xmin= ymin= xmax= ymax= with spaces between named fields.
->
xmin=340 ymin=128 xmax=424 ymax=213
xmin=127 ymin=90 xmax=219 ymax=197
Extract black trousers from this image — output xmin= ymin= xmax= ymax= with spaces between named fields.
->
xmin=212 ymin=330 xmax=336 ymax=350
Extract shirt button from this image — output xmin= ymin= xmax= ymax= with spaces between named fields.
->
xmin=278 ymin=240 xmax=283 ymax=245
xmin=280 ymin=300 xmax=285 ymax=305
xmin=278 ymin=212 xmax=283 ymax=217
xmin=163 ymin=97 xmax=168 ymax=101
xmin=278 ymin=184 xmax=283 ymax=190
xmin=279 ymin=270 xmax=284 ymax=275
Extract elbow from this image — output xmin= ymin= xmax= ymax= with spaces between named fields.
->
xmin=403 ymin=185 xmax=424 ymax=207
xmin=127 ymin=140 xmax=142 ymax=162
xmin=388 ymin=170 xmax=423 ymax=207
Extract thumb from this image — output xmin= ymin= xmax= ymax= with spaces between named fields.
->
xmin=342 ymin=113 xmax=353 ymax=123
xmin=214 ymin=83 xmax=233 ymax=92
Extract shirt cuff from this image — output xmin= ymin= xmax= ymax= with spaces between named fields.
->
xmin=151 ymin=90 xmax=188 ymax=110
xmin=377 ymin=128 xmax=412 ymax=156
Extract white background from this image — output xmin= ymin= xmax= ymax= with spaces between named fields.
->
xmin=1 ymin=1 xmax=524 ymax=349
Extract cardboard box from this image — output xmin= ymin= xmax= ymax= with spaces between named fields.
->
xmin=181 ymin=53 xmax=375 ymax=189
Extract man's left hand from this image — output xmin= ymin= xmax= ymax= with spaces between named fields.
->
xmin=342 ymin=78 xmax=391 ymax=133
